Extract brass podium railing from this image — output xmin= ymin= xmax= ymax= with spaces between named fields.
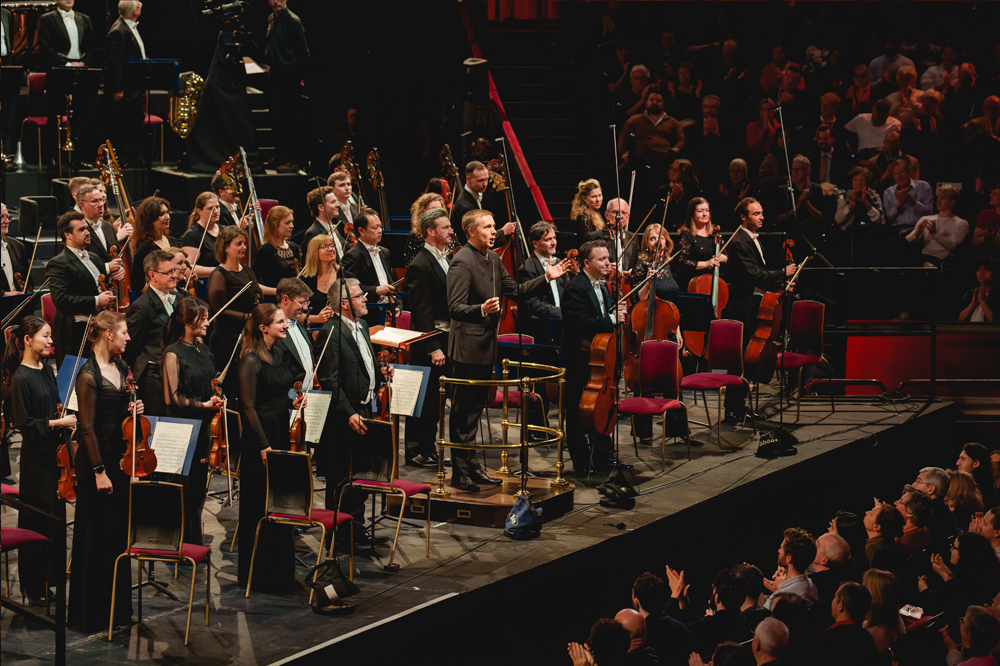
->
xmin=434 ymin=359 xmax=566 ymax=499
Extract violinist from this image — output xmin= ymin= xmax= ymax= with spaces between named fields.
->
xmin=403 ymin=192 xmax=447 ymax=266
xmin=162 ymin=297 xmax=222 ymax=543
xmin=274 ymin=278 xmax=315 ymax=389
xmin=70 ymin=311 xmax=140 ymax=632
xmin=1 ymin=203 xmax=28 ymax=298
xmin=302 ymin=186 xmax=344 ymax=257
xmin=721 ymin=197 xmax=796 ymax=423
xmin=207 ymin=226 xmax=263 ymax=373
xmin=560 ymin=240 xmax=629 ymax=473
xmin=342 ymin=207 xmax=398 ymax=326
xmin=237 ymin=303 xmax=301 ymax=591
xmin=129 ymin=196 xmax=177 ymax=289
xmin=300 ymin=235 xmax=351 ymax=325
xmin=181 ymin=192 xmax=223 ymax=279
xmin=328 ymin=171 xmax=359 ymax=225
xmin=519 ymin=221 xmax=568 ymax=345
xmin=252 ymin=205 xmax=301 ymax=297
xmin=4 ymin=316 xmax=77 ymax=606
xmin=124 ymin=250 xmax=182 ymax=416
xmin=585 ymin=198 xmax=639 ymax=271
xmin=449 ymin=161 xmax=516 ymax=247
xmin=402 ymin=208 xmax=453 ymax=468
xmin=46 ymin=212 xmax=125 ymax=367
xmin=676 ymin=197 xmax=727 ymax=287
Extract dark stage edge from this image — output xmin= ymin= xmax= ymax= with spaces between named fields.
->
xmin=1 ymin=398 xmax=958 ymax=666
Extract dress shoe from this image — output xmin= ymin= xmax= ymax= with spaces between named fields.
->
xmin=450 ymin=475 xmax=480 ymax=492
xmin=353 ymin=529 xmax=388 ymax=548
xmin=725 ymin=409 xmax=749 ymax=424
xmin=469 ymin=469 xmax=502 ymax=486
xmin=405 ymin=453 xmax=438 ymax=468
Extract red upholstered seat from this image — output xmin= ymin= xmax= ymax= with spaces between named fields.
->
xmin=353 ymin=479 xmax=432 ymax=497
xmin=1 ymin=526 xmax=50 ymax=551
xmin=268 ymin=509 xmax=353 ymax=531
xmin=776 ymin=352 xmax=823 ymax=369
xmin=680 ymin=373 xmax=744 ymax=390
xmin=0 ymin=483 xmax=18 ymax=496
xmin=489 ymin=388 xmax=540 ymax=408
xmin=143 ymin=114 xmax=164 ymax=125
xmin=619 ymin=397 xmax=683 ymax=415
xmin=130 ymin=543 xmax=210 ymax=564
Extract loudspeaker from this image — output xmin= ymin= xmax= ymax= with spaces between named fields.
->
xmin=18 ymin=196 xmax=59 ymax=237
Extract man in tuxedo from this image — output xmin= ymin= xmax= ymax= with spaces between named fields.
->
xmin=342 ymin=207 xmax=397 ymax=326
xmin=76 ymin=184 xmax=130 ymax=265
xmin=46 ymin=212 xmax=124 ymax=366
xmin=722 ymin=198 xmax=795 ymax=421
xmin=124 ymin=249 xmax=180 ymax=415
xmin=106 ymin=0 xmax=147 ymax=165
xmin=211 ymin=172 xmax=239 ymax=228
xmin=38 ymin=0 xmax=96 ymax=68
xmin=1 ymin=8 xmax=11 ymax=60
xmin=302 ymin=185 xmax=343 ymax=257
xmin=518 ymin=221 xmax=568 ymax=345
xmin=585 ymin=197 xmax=639 ymax=271
xmin=560 ymin=240 xmax=628 ymax=472
xmin=450 ymin=160 xmax=516 ymax=247
xmin=447 ymin=209 xmax=570 ymax=491
xmin=314 ymin=277 xmax=391 ymax=516
xmin=402 ymin=207 xmax=453 ymax=468
xmin=274 ymin=277 xmax=314 ymax=388
xmin=328 ymin=171 xmax=360 ymax=226
xmin=1 ymin=203 xmax=28 ymax=298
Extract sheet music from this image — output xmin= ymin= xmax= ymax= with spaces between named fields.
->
xmin=290 ymin=391 xmax=332 ymax=444
xmin=150 ymin=421 xmax=195 ymax=475
xmin=370 ymin=327 xmax=424 ymax=347
xmin=67 ymin=389 xmax=79 ymax=412
xmin=389 ymin=369 xmax=423 ymax=417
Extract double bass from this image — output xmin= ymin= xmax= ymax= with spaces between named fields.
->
xmin=487 ymin=154 xmax=529 ymax=335
xmin=96 ymin=141 xmax=134 ymax=312
xmin=367 ymin=148 xmax=389 ymax=221
xmin=685 ymin=232 xmax=731 ymax=358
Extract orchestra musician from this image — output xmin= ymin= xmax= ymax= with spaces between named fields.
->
xmin=129 ymin=196 xmax=177 ymax=289
xmin=299 ymin=235 xmax=348 ymax=326
xmin=404 ymin=192 xmax=447 ymax=267
xmin=106 ymin=1 xmax=147 ymax=166
xmin=302 ymin=186 xmax=343 ymax=257
xmin=1 ymin=203 xmax=28 ymax=297
xmin=236 ymin=303 xmax=301 ymax=592
xmin=721 ymin=197 xmax=796 ymax=423
xmin=561 ymin=240 xmax=629 ymax=473
xmin=328 ymin=171 xmax=359 ymax=226
xmin=519 ymin=221 xmax=569 ymax=346
xmin=676 ymin=197 xmax=727 ymax=288
xmin=314 ymin=278 xmax=393 ymax=516
xmin=38 ymin=1 xmax=97 ymax=68
xmin=162 ymin=297 xmax=223 ymax=544
xmin=252 ymin=205 xmax=301 ymax=295
xmin=124 ymin=249 xmax=181 ymax=416
xmin=273 ymin=278 xmax=315 ymax=389
xmin=4 ymin=316 xmax=77 ymax=606
xmin=46 ymin=212 xmax=125 ymax=367
xmin=207 ymin=226 xmax=263 ymax=373
xmin=402 ymin=208 xmax=453 ymax=468
xmin=76 ymin=184 xmax=131 ymax=266
xmin=181 ymin=192 xmax=223 ymax=280
xmin=570 ymin=179 xmax=605 ymax=249
xmin=585 ymin=197 xmax=639 ymax=271
xmin=70 ymin=311 xmax=139 ymax=632
xmin=211 ymin=173 xmax=241 ymax=228
xmin=342 ymin=207 xmax=398 ymax=326
xmin=446 ymin=209 xmax=570 ymax=491
xmin=450 ymin=161 xmax=516 ymax=247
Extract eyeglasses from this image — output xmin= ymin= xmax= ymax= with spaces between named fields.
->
xmin=319 ymin=244 xmax=336 ymax=251
xmin=151 ymin=268 xmax=182 ymax=276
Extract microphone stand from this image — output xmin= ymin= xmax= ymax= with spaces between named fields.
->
xmin=606 ymin=124 xmax=626 ymax=483
xmin=775 ymin=106 xmax=797 ymax=424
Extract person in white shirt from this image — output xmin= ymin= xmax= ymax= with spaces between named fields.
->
xmin=906 ymin=184 xmax=969 ymax=267
xmin=844 ymin=99 xmax=902 ymax=158
xmin=38 ymin=0 xmax=95 ymax=67
xmin=107 ymin=1 xmax=148 ymax=165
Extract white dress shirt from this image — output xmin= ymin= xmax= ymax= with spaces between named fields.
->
xmin=587 ymin=273 xmax=615 ymax=324
xmin=340 ymin=198 xmax=354 ymax=225
xmin=286 ymin=321 xmax=314 ymax=390
xmin=464 ymin=185 xmax=483 ymax=208
xmin=337 ymin=314 xmax=375 ymax=404
xmin=535 ymin=252 xmax=560 ymax=308
xmin=59 ymin=8 xmax=81 ymax=60
xmin=148 ymin=285 xmax=175 ymax=316
xmin=1 ymin=240 xmax=14 ymax=290
xmin=123 ymin=17 xmax=146 ymax=60
xmin=361 ymin=240 xmax=390 ymax=302
xmin=739 ymin=225 xmax=765 ymax=262
xmin=69 ymin=247 xmax=102 ymax=315
xmin=87 ymin=218 xmax=109 ymax=252
xmin=424 ymin=242 xmax=450 ymax=274
xmin=1 ymin=19 xmax=8 ymax=58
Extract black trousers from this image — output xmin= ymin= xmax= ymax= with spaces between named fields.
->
xmin=108 ymin=93 xmax=145 ymax=163
xmin=563 ymin=348 xmax=612 ymax=469
xmin=138 ymin=364 xmax=166 ymax=418
xmin=447 ymin=361 xmax=493 ymax=477
xmin=722 ymin=294 xmax=759 ymax=413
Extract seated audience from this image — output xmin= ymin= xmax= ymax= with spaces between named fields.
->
xmin=958 ymin=442 xmax=998 ymax=506
xmin=749 ymin=618 xmax=790 ymax=666
xmin=631 ymin=572 xmax=695 ymax=666
xmin=864 ymin=500 xmax=905 ymax=571
xmin=822 ymin=582 xmax=880 ymax=666
xmin=764 ymin=528 xmax=819 ymax=609
xmin=862 ymin=568 xmax=907 ymax=659
xmin=845 ymin=99 xmax=902 ymax=159
xmin=895 ymin=484 xmax=934 ymax=555
xmin=945 ymin=470 xmax=985 ymax=530
xmin=959 ymin=259 xmax=996 ymax=323
xmin=883 ymin=158 xmax=934 ymax=227
xmin=905 ymin=185 xmax=969 ymax=267
xmin=835 ymin=166 xmax=885 ymax=229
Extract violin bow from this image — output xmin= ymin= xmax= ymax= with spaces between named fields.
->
xmin=619 ymin=198 xmax=661 ymax=262
xmin=184 ymin=215 xmax=215 ymax=292
xmin=1 ymin=278 xmax=51 ymax=329
xmin=785 ymin=255 xmax=811 ymax=293
xmin=206 ymin=281 xmax=255 ymax=326
xmin=22 ymin=225 xmax=43 ymax=292
xmin=616 ymin=249 xmax=682 ymax=307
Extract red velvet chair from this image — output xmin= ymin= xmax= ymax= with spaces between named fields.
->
xmin=1 ymin=526 xmax=50 ymax=601
xmin=142 ymin=114 xmax=165 ymax=164
xmin=618 ymin=340 xmax=691 ymax=467
xmin=775 ymin=300 xmax=832 ymax=421
xmin=344 ymin=477 xmax=432 ymax=572
xmin=22 ymin=73 xmax=48 ymax=168
xmin=680 ymin=319 xmax=756 ymax=444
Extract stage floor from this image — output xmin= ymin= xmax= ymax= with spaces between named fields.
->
xmin=1 ymin=385 xmax=951 ymax=666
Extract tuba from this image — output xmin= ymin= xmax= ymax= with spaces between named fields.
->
xmin=169 ymin=72 xmax=205 ymax=139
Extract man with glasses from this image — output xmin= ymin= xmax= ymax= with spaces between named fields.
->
xmin=274 ymin=277 xmax=315 ymax=389
xmin=1 ymin=203 xmax=28 ymax=298
xmin=75 ymin=183 xmax=132 ymax=264
xmin=125 ymin=249 xmax=182 ymax=415
xmin=584 ymin=197 xmax=638 ymax=271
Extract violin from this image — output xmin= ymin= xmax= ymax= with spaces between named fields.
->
xmin=13 ymin=272 xmax=24 ymax=291
xmin=120 ymin=372 xmax=156 ymax=478
xmin=205 ymin=377 xmax=234 ymax=506
xmin=56 ymin=403 xmax=78 ymax=503
xmin=685 ymin=232 xmax=730 ymax=358
xmin=374 ymin=350 xmax=392 ymax=422
xmin=289 ymin=381 xmax=306 ymax=453
xmin=291 ymin=257 xmax=301 ymax=277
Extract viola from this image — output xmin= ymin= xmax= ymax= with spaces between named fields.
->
xmin=13 ymin=272 xmax=24 ymax=291
xmin=205 ymin=378 xmax=227 ymax=470
xmin=120 ymin=372 xmax=157 ymax=478
xmin=56 ymin=401 xmax=78 ymax=503
xmin=685 ymin=232 xmax=730 ymax=358
xmin=579 ymin=332 xmax=619 ymax=436
xmin=289 ymin=381 xmax=306 ymax=453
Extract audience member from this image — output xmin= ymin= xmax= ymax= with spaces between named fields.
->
xmin=632 ymin=572 xmax=696 ymax=666
xmin=864 ymin=500 xmax=905 ymax=571
xmin=759 ymin=44 xmax=798 ymax=94
xmin=906 ymin=185 xmax=970 ymax=267
xmin=846 ymin=64 xmax=874 ymax=118
xmin=746 ymin=99 xmax=780 ymax=159
xmin=913 ymin=466 xmax=960 ymax=542
xmin=863 ymin=569 xmax=907 ymax=658
xmin=896 ymin=485 xmax=934 ymax=555
xmin=774 ymin=155 xmax=826 ymax=226
xmin=684 ymin=95 xmax=735 ymax=195
xmin=614 ymin=608 xmax=659 ymax=666
xmin=945 ymin=470 xmax=985 ymax=530
xmin=864 ymin=130 xmax=920 ymax=189
xmin=886 ymin=65 xmax=924 ymax=129
xmin=972 ymin=186 xmax=1000 ymax=252
xmin=763 ymin=528 xmax=819 ymax=609
xmin=829 ymin=510 xmax=872 ymax=571
xmin=748 ymin=618 xmax=789 ymax=666
xmin=958 ymin=258 xmax=995 ymax=323
xmin=835 ymin=166 xmax=885 ymax=229
xmin=920 ymin=45 xmax=959 ymax=93
xmin=943 ymin=64 xmax=985 ymax=126
xmin=918 ymin=532 xmax=1000 ymax=630
xmin=619 ymin=90 xmax=686 ymax=174
xmin=940 ymin=605 xmax=1000 ymax=666
xmin=822 ymin=582 xmax=880 ymax=666
xmin=666 ymin=61 xmax=703 ymax=122
xmin=884 ymin=158 xmax=934 ymax=227
xmin=809 ymin=532 xmax=855 ymax=628
xmin=869 ymin=36 xmax=915 ymax=89
xmin=957 ymin=442 xmax=998 ymax=506
xmin=968 ymin=507 xmax=1000 ymax=560
xmin=846 ymin=99 xmax=903 ymax=159
xmin=731 ymin=563 xmax=770 ymax=635
xmin=805 ymin=124 xmax=851 ymax=188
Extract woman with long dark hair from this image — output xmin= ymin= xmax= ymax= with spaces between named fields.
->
xmin=236 ymin=303 xmax=301 ymax=591
xmin=69 ymin=311 xmax=139 ymax=631
xmin=207 ymin=226 xmax=263 ymax=373
xmin=957 ymin=442 xmax=997 ymax=506
xmin=130 ymin=196 xmax=177 ymax=288
xmin=161 ymin=297 xmax=223 ymax=544
xmin=5 ymin=316 xmax=76 ymax=605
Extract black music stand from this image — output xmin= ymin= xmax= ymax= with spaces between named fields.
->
xmin=46 ymin=67 xmax=103 ymax=176
xmin=120 ymin=59 xmax=180 ymax=169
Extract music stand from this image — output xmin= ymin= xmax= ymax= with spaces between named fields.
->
xmin=120 ymin=59 xmax=180 ymax=170
xmin=45 ymin=67 xmax=103 ymax=176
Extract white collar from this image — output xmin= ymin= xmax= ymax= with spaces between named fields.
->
xmin=424 ymin=242 xmax=447 ymax=259
xmin=316 ymin=217 xmax=332 ymax=231
xmin=360 ymin=239 xmax=380 ymax=254
xmin=739 ymin=225 xmax=759 ymax=240
xmin=124 ymin=17 xmax=138 ymax=30
xmin=69 ymin=246 xmax=89 ymax=258
xmin=534 ymin=251 xmax=552 ymax=265
xmin=587 ymin=272 xmax=604 ymax=289
xmin=464 ymin=184 xmax=483 ymax=200
xmin=149 ymin=285 xmax=174 ymax=303
xmin=336 ymin=313 xmax=357 ymax=332
xmin=59 ymin=7 xmax=75 ymax=19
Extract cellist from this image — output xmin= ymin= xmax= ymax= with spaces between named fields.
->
xmin=721 ymin=197 xmax=795 ymax=423
xmin=561 ymin=240 xmax=629 ymax=474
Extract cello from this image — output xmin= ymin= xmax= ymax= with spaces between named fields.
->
xmin=743 ymin=239 xmax=796 ymax=384
xmin=367 ymin=148 xmax=389 ymax=221
xmin=623 ymin=237 xmax=681 ymax=393
xmin=685 ymin=232 xmax=732 ymax=358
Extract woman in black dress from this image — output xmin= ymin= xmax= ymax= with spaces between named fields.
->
xmin=69 ymin=311 xmax=139 ymax=632
xmin=300 ymin=235 xmax=350 ymax=326
xmin=676 ymin=196 xmax=727 ymax=288
xmin=237 ymin=304 xmax=301 ymax=592
xmin=5 ymin=316 xmax=77 ymax=604
xmin=252 ymin=205 xmax=300 ymax=296
xmin=130 ymin=196 xmax=177 ymax=289
xmin=162 ymin=298 xmax=223 ymax=544
xmin=207 ymin=226 xmax=263 ymax=373
xmin=569 ymin=178 xmax=604 ymax=249
xmin=181 ymin=192 xmax=223 ymax=280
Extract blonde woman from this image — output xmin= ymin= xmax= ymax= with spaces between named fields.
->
xmin=945 ymin=470 xmax=984 ymax=528
xmin=404 ymin=192 xmax=447 ymax=266
xmin=181 ymin=191 xmax=223 ymax=278
xmin=252 ymin=205 xmax=301 ymax=291
xmin=300 ymin=235 xmax=352 ymax=325
xmin=570 ymin=178 xmax=604 ymax=245
xmin=862 ymin=569 xmax=905 ymax=657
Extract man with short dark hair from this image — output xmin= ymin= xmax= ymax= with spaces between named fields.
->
xmin=449 ymin=161 xmax=516 ymax=247
xmin=342 ymin=207 xmax=398 ymax=326
xmin=76 ymin=184 xmax=130 ymax=264
xmin=302 ymin=186 xmax=343 ymax=256
xmin=845 ymin=98 xmax=902 ymax=159
xmin=618 ymin=90 xmax=685 ymax=171
xmin=864 ymin=500 xmax=904 ymax=571
xmin=328 ymin=171 xmax=360 ymax=226
xmin=821 ymin=582 xmax=879 ymax=666
xmin=667 ymin=567 xmax=754 ymax=659
xmin=632 ymin=572 xmax=694 ymax=666
xmin=583 ymin=619 xmax=632 ymax=666
xmin=125 ymin=249 xmax=181 ymax=414
xmin=275 ymin=277 xmax=314 ymax=388
xmin=518 ymin=221 xmax=566 ymax=345
xmin=732 ymin=563 xmax=770 ymax=635
xmin=764 ymin=527 xmax=819 ymax=609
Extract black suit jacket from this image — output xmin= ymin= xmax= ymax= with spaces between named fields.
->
xmin=38 ymin=9 xmax=96 ymax=67
xmin=45 ymin=248 xmax=103 ymax=363
xmin=1 ymin=9 xmax=12 ymax=57
xmin=722 ymin=228 xmax=786 ymax=327
xmin=2 ymin=235 xmax=28 ymax=294
xmin=518 ymin=254 xmax=566 ymax=344
xmin=404 ymin=247 xmax=450 ymax=356
xmin=341 ymin=241 xmax=398 ymax=309
xmin=83 ymin=219 xmax=120 ymax=264
xmin=314 ymin=316 xmax=373 ymax=419
xmin=275 ymin=319 xmax=313 ymax=386
xmin=301 ymin=219 xmax=345 ymax=257
xmin=584 ymin=228 xmax=638 ymax=271
xmin=560 ymin=272 xmax=616 ymax=355
xmin=449 ymin=187 xmax=511 ymax=249
xmin=218 ymin=202 xmax=238 ymax=228
xmin=447 ymin=243 xmax=547 ymax=365
xmin=124 ymin=288 xmax=177 ymax=381
xmin=804 ymin=147 xmax=853 ymax=189
xmin=106 ymin=17 xmax=143 ymax=94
